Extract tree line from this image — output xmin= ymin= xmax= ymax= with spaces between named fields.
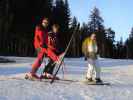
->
xmin=0 ymin=0 xmax=133 ymax=59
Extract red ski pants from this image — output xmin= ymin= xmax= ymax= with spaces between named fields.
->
xmin=32 ymin=48 xmax=59 ymax=69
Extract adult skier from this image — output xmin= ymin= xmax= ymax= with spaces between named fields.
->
xmin=41 ymin=24 xmax=63 ymax=79
xmin=82 ymin=33 xmax=102 ymax=83
xmin=26 ymin=18 xmax=60 ymax=80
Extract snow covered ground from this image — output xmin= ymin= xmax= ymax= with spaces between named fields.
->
xmin=0 ymin=57 xmax=133 ymax=100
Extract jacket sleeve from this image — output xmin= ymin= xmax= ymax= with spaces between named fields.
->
xmin=82 ymin=38 xmax=89 ymax=56
xmin=35 ymin=27 xmax=48 ymax=48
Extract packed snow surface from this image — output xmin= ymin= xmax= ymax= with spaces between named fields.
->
xmin=0 ymin=56 xmax=133 ymax=100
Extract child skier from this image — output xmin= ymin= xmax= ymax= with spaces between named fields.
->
xmin=26 ymin=18 xmax=60 ymax=80
xmin=82 ymin=33 xmax=102 ymax=83
xmin=41 ymin=24 xmax=62 ymax=79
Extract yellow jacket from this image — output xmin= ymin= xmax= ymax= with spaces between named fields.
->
xmin=82 ymin=37 xmax=98 ymax=56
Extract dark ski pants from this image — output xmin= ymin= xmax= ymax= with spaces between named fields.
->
xmin=43 ymin=51 xmax=61 ymax=75
xmin=43 ymin=59 xmax=56 ymax=74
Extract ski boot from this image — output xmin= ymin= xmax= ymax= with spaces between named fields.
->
xmin=40 ymin=72 xmax=54 ymax=79
xmin=95 ymin=78 xmax=103 ymax=83
xmin=25 ymin=73 xmax=41 ymax=81
xmin=86 ymin=77 xmax=93 ymax=82
xmin=40 ymin=72 xmax=60 ymax=80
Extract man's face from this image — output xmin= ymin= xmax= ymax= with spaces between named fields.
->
xmin=42 ymin=19 xmax=49 ymax=28
xmin=91 ymin=34 xmax=96 ymax=41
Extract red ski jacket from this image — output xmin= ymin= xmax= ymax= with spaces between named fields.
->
xmin=34 ymin=26 xmax=48 ymax=49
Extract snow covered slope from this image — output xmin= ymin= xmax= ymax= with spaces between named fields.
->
xmin=0 ymin=57 xmax=133 ymax=100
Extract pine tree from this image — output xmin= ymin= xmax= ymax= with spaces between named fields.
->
xmin=69 ymin=17 xmax=80 ymax=56
xmin=125 ymin=27 xmax=133 ymax=59
xmin=53 ymin=0 xmax=71 ymax=54
xmin=32 ymin=0 xmax=53 ymax=25
xmin=129 ymin=27 xmax=133 ymax=38
xmin=105 ymin=28 xmax=115 ymax=58
xmin=88 ymin=7 xmax=104 ymax=32
xmin=81 ymin=23 xmax=89 ymax=41
xmin=88 ymin=7 xmax=106 ymax=57
xmin=116 ymin=37 xmax=126 ymax=59
xmin=9 ymin=0 xmax=54 ymax=56
xmin=0 ymin=0 xmax=13 ymax=55
xmin=0 ymin=0 xmax=6 ymax=54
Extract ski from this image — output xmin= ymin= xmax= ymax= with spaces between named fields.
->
xmin=0 ymin=76 xmax=78 ymax=84
xmin=82 ymin=80 xmax=110 ymax=85
xmin=0 ymin=76 xmax=110 ymax=86
xmin=50 ymin=25 xmax=79 ymax=84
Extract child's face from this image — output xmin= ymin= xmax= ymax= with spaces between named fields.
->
xmin=52 ymin=26 xmax=58 ymax=33
xmin=91 ymin=34 xmax=96 ymax=41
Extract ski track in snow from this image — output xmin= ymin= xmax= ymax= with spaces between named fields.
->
xmin=0 ymin=57 xmax=133 ymax=100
